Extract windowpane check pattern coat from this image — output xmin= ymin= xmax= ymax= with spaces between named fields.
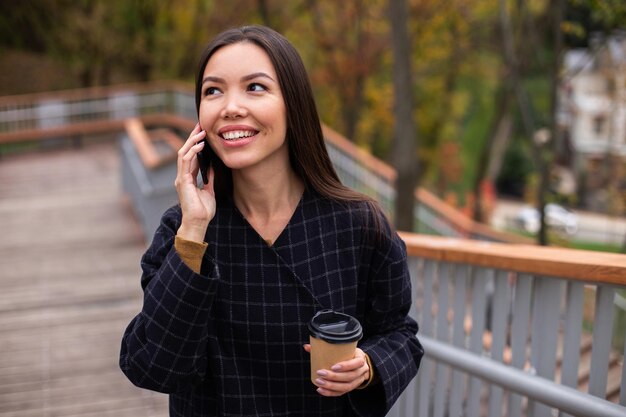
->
xmin=120 ymin=189 xmax=423 ymax=417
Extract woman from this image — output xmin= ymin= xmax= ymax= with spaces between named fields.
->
xmin=120 ymin=25 xmax=423 ymax=417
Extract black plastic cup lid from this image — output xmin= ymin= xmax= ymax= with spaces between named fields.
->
xmin=308 ymin=310 xmax=363 ymax=344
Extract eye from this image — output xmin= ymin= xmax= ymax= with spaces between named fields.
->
xmin=247 ymin=83 xmax=267 ymax=92
xmin=203 ymin=86 xmax=221 ymax=96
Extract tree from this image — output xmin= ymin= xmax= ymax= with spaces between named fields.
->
xmin=389 ymin=0 xmax=418 ymax=231
xmin=0 ymin=0 xmax=57 ymax=53
xmin=405 ymin=0 xmax=490 ymax=204
xmin=49 ymin=1 xmax=122 ymax=87
xmin=305 ymin=0 xmax=386 ymax=142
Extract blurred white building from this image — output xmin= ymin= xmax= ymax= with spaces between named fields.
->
xmin=560 ymin=33 xmax=626 ymax=212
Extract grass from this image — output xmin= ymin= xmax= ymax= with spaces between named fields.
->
xmin=568 ymin=240 xmax=623 ymax=254
xmin=505 ymin=228 xmax=623 ymax=253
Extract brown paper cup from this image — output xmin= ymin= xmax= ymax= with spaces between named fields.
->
xmin=309 ymin=336 xmax=358 ymax=384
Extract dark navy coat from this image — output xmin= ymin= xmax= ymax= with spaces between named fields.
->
xmin=120 ymin=188 xmax=423 ymax=416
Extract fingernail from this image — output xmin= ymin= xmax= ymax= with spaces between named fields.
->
xmin=315 ymin=378 xmax=326 ymax=386
xmin=316 ymin=370 xmax=327 ymax=377
xmin=331 ymin=364 xmax=342 ymax=371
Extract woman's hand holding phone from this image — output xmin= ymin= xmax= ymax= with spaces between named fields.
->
xmin=174 ymin=123 xmax=216 ymax=243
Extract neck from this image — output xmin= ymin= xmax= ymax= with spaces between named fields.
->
xmin=232 ymin=165 xmax=304 ymax=221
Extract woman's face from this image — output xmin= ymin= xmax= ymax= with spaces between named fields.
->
xmin=198 ymin=42 xmax=288 ymax=172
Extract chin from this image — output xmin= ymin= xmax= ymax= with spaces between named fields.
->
xmin=220 ymin=157 xmax=255 ymax=170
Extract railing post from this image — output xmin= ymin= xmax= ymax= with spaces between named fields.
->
xmin=621 ymin=328 xmax=626 ymax=406
xmin=467 ymin=267 xmax=490 ymax=417
xmin=36 ymin=99 xmax=66 ymax=129
xmin=509 ymin=273 xmax=533 ymax=417
xmin=433 ymin=263 xmax=450 ymax=417
xmin=559 ymin=282 xmax=585 ymax=417
xmin=488 ymin=270 xmax=512 ymax=417
xmin=448 ymin=264 xmax=469 ymax=417
xmin=588 ymin=286 xmax=616 ymax=398
xmin=416 ymin=260 xmax=437 ymax=417
xmin=528 ymin=276 xmax=563 ymax=417
xmin=110 ymin=92 xmax=138 ymax=120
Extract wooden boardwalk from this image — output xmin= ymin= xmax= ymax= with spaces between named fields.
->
xmin=0 ymin=141 xmax=169 ymax=416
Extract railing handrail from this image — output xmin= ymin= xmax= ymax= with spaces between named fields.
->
xmin=321 ymin=124 xmax=397 ymax=181
xmin=124 ymin=118 xmax=183 ymax=169
xmin=421 ymin=336 xmax=625 ymax=417
xmin=0 ymin=113 xmax=187 ymax=145
xmin=413 ymin=187 xmax=535 ymax=244
xmin=0 ymin=79 xmax=191 ymax=105
xmin=399 ymin=231 xmax=626 ymax=285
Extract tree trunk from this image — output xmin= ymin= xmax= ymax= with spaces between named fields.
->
xmin=79 ymin=67 xmax=94 ymax=88
xmin=542 ymin=0 xmax=564 ymax=244
xmin=257 ymin=0 xmax=272 ymax=27
xmin=307 ymin=0 xmax=369 ymax=144
xmin=342 ymin=74 xmax=365 ymax=142
xmin=472 ymin=81 xmax=514 ymax=222
xmin=389 ymin=0 xmax=418 ymax=231
xmin=176 ymin=0 xmax=206 ymax=79
xmin=499 ymin=0 xmax=552 ymax=245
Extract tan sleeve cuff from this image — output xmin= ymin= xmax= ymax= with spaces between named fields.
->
xmin=174 ymin=235 xmax=208 ymax=274
xmin=356 ymin=353 xmax=375 ymax=390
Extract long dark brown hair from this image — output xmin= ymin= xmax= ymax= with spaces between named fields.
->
xmin=195 ymin=25 xmax=387 ymax=231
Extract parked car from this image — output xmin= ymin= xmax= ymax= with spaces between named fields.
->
xmin=515 ymin=203 xmax=579 ymax=236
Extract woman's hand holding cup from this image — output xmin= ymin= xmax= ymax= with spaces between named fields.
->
xmin=303 ymin=345 xmax=370 ymax=396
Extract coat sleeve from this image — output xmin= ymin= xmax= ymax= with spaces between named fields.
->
xmin=348 ymin=211 xmax=424 ymax=417
xmin=119 ymin=205 xmax=219 ymax=394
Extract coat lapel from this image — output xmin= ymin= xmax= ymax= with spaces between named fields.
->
xmin=272 ymin=191 xmax=355 ymax=312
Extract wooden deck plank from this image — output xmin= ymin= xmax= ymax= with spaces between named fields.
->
xmin=0 ymin=142 xmax=168 ymax=416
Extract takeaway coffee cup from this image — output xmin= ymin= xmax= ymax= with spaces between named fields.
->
xmin=308 ymin=310 xmax=363 ymax=384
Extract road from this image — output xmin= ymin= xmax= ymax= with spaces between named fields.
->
xmin=490 ymin=199 xmax=626 ymax=247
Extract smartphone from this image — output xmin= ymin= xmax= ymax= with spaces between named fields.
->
xmin=196 ymin=138 xmax=214 ymax=185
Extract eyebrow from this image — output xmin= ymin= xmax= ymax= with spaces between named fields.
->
xmin=241 ymin=72 xmax=275 ymax=83
xmin=201 ymin=72 xmax=276 ymax=85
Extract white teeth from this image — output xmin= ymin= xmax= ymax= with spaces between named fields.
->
xmin=222 ymin=130 xmax=256 ymax=140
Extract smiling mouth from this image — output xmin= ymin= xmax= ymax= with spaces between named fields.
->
xmin=220 ymin=130 xmax=258 ymax=140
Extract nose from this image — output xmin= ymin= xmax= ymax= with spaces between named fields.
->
xmin=220 ymin=92 xmax=247 ymax=119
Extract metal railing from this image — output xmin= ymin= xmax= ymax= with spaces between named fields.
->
xmin=387 ymin=234 xmax=626 ymax=417
xmin=0 ymin=83 xmax=624 ymax=417
xmin=0 ymin=82 xmax=195 ymax=134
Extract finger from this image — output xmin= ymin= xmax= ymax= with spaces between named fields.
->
xmin=177 ymin=128 xmax=206 ymax=171
xmin=330 ymin=357 xmax=366 ymax=373
xmin=180 ymin=140 xmax=205 ymax=178
xmin=316 ymin=367 xmax=366 ymax=384
xmin=316 ymin=355 xmax=368 ymax=385
xmin=302 ymin=344 xmax=311 ymax=353
xmin=180 ymin=124 xmax=204 ymax=152
xmin=314 ymin=373 xmax=367 ymax=396
xmin=315 ymin=379 xmax=363 ymax=396
xmin=317 ymin=386 xmax=346 ymax=397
